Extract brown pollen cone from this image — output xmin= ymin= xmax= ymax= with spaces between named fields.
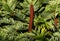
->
xmin=54 ymin=18 xmax=58 ymax=27
xmin=28 ymin=4 xmax=34 ymax=32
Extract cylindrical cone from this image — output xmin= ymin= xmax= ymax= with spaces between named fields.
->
xmin=28 ymin=4 xmax=34 ymax=32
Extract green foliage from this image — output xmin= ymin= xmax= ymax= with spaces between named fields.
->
xmin=0 ymin=0 xmax=60 ymax=41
